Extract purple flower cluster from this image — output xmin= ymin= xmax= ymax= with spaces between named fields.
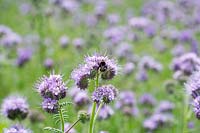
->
xmin=185 ymin=71 xmax=200 ymax=119
xmin=4 ymin=125 xmax=32 ymax=133
xmin=71 ymin=54 xmax=118 ymax=89
xmin=36 ymin=74 xmax=67 ymax=113
xmin=69 ymin=86 xmax=89 ymax=107
xmin=171 ymin=53 xmax=200 ymax=80
xmin=92 ymin=85 xmax=117 ymax=104
xmin=36 ymin=74 xmax=67 ymax=100
xmin=42 ymin=98 xmax=59 ymax=114
xmin=1 ymin=95 xmax=29 ymax=120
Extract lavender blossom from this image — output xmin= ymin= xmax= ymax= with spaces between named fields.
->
xmin=92 ymin=85 xmax=117 ymax=104
xmin=42 ymin=98 xmax=58 ymax=114
xmin=36 ymin=74 xmax=67 ymax=100
xmin=1 ymin=95 xmax=29 ymax=120
xmin=4 ymin=125 xmax=32 ymax=133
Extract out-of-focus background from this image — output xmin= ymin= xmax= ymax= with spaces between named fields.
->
xmin=0 ymin=0 xmax=200 ymax=132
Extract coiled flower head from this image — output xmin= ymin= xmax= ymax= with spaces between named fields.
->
xmin=36 ymin=74 xmax=67 ymax=100
xmin=85 ymin=54 xmax=118 ymax=80
xmin=4 ymin=125 xmax=32 ymax=133
xmin=185 ymin=71 xmax=200 ymax=99
xmin=192 ymin=96 xmax=200 ymax=119
xmin=92 ymin=85 xmax=118 ymax=104
xmin=1 ymin=95 xmax=29 ymax=120
xmin=71 ymin=54 xmax=118 ymax=90
xmin=42 ymin=98 xmax=58 ymax=114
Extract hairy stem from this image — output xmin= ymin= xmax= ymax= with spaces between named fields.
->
xmin=65 ymin=119 xmax=80 ymax=133
xmin=89 ymin=102 xmax=97 ymax=133
xmin=93 ymin=102 xmax=103 ymax=123
xmin=89 ymin=71 xmax=99 ymax=133
xmin=58 ymin=103 xmax=65 ymax=132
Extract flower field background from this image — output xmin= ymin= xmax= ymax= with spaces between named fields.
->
xmin=0 ymin=0 xmax=200 ymax=133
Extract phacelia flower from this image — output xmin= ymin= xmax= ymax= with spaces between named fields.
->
xmin=1 ymin=95 xmax=29 ymax=120
xmin=4 ymin=125 xmax=32 ymax=133
xmin=71 ymin=64 xmax=93 ymax=90
xmin=42 ymin=98 xmax=58 ymax=114
xmin=85 ymin=54 xmax=118 ymax=80
xmin=185 ymin=71 xmax=200 ymax=99
xmin=92 ymin=85 xmax=117 ymax=104
xmin=71 ymin=54 xmax=118 ymax=89
xmin=36 ymin=74 xmax=67 ymax=100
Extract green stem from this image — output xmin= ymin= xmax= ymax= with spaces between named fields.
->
xmin=59 ymin=103 xmax=65 ymax=132
xmin=89 ymin=102 xmax=97 ymax=133
xmin=183 ymin=93 xmax=189 ymax=133
xmin=89 ymin=71 xmax=99 ymax=133
xmin=65 ymin=119 xmax=80 ymax=133
xmin=93 ymin=102 xmax=103 ymax=122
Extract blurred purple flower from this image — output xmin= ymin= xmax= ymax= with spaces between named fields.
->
xmin=98 ymin=105 xmax=114 ymax=120
xmin=16 ymin=48 xmax=32 ymax=67
xmin=4 ymin=125 xmax=32 ymax=133
xmin=139 ymin=93 xmax=156 ymax=107
xmin=1 ymin=95 xmax=29 ymax=120
xmin=44 ymin=58 xmax=54 ymax=69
